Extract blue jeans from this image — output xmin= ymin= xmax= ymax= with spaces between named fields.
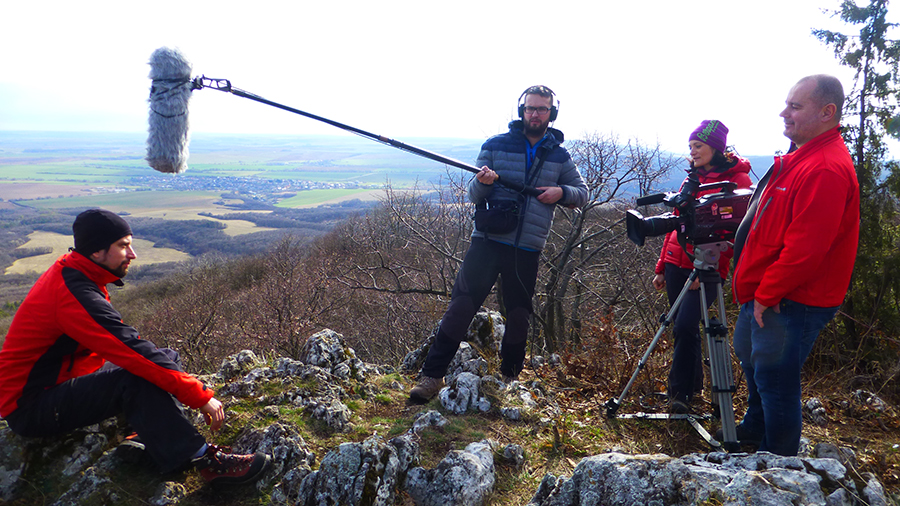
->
xmin=732 ymin=299 xmax=838 ymax=456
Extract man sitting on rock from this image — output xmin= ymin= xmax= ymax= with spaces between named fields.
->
xmin=0 ymin=209 xmax=269 ymax=486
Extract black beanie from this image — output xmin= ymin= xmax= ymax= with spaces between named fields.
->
xmin=72 ymin=209 xmax=133 ymax=256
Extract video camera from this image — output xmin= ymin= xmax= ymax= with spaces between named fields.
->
xmin=626 ymin=170 xmax=752 ymax=247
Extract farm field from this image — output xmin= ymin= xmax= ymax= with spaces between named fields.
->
xmin=0 ymin=131 xmax=481 ymax=188
xmin=6 ymin=231 xmax=191 ymax=275
xmin=0 ymin=131 xmax=479 ymax=280
xmin=0 ymin=131 xmax=480 ymax=212
xmin=275 ymin=188 xmax=386 ymax=208
xmin=0 ymin=182 xmax=106 ymax=200
xmin=17 ymin=190 xmax=277 ymax=233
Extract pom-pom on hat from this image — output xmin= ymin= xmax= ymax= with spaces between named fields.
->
xmin=73 ymin=209 xmax=133 ymax=256
xmin=689 ymin=120 xmax=729 ymax=153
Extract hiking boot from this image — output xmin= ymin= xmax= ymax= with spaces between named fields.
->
xmin=193 ymin=444 xmax=270 ymax=486
xmin=409 ymin=376 xmax=444 ymax=404
xmin=668 ymin=399 xmax=691 ymax=414
xmin=715 ymin=425 xmax=764 ymax=447
xmin=115 ymin=433 xmax=148 ymax=465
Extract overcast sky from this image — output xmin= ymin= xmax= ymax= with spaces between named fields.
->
xmin=0 ymin=0 xmax=888 ymax=157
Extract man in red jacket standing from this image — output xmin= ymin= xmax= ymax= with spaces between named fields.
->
xmin=729 ymin=75 xmax=860 ymax=456
xmin=0 ymin=209 xmax=269 ymax=485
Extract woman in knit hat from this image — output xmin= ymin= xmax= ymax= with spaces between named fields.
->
xmin=651 ymin=120 xmax=753 ymax=414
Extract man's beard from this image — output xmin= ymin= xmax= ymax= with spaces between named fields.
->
xmin=524 ymin=117 xmax=549 ymax=138
xmin=108 ymin=262 xmax=129 ymax=278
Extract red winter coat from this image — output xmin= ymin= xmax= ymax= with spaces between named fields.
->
xmin=655 ymin=156 xmax=753 ymax=280
xmin=732 ymin=127 xmax=859 ymax=308
xmin=0 ymin=252 xmax=213 ymax=418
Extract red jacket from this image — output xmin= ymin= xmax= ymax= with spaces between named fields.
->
xmin=655 ymin=156 xmax=753 ymax=279
xmin=732 ymin=127 xmax=859 ymax=307
xmin=0 ymin=252 xmax=213 ymax=418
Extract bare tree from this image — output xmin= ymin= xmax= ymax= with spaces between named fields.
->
xmin=535 ymin=133 xmax=680 ymax=351
xmin=141 ymin=259 xmax=233 ymax=372
xmin=234 ymin=236 xmax=344 ymax=359
xmin=324 ymin=172 xmax=473 ymax=298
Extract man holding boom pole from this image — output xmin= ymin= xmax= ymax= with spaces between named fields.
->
xmin=0 ymin=209 xmax=270 ymax=486
xmin=410 ymin=85 xmax=589 ymax=403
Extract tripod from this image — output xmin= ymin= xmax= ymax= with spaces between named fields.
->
xmin=605 ymin=242 xmax=739 ymax=452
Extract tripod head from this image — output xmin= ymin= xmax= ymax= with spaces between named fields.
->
xmin=692 ymin=241 xmax=730 ymax=273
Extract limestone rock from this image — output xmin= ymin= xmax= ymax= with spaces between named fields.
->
xmin=62 ymin=432 xmax=108 ymax=476
xmin=862 ymin=472 xmax=890 ymax=506
xmin=51 ymin=450 xmax=120 ymax=506
xmin=529 ymin=451 xmax=875 ymax=506
xmin=269 ymin=466 xmax=315 ymax=506
xmin=814 ymin=442 xmax=858 ymax=469
xmin=805 ymin=397 xmax=829 ymax=427
xmin=446 ymin=342 xmax=488 ymax=382
xmin=852 ymin=390 xmax=889 ymax=413
xmin=401 ymin=310 xmax=504 ymax=374
xmin=218 ymin=349 xmax=262 ymax=380
xmin=304 ymin=434 xmax=419 ymax=506
xmin=501 ymin=444 xmax=526 ymax=471
xmin=149 ymin=481 xmax=186 ymax=505
xmin=300 ymin=328 xmax=370 ymax=381
xmin=438 ymin=372 xmax=491 ymax=414
xmin=233 ymin=422 xmax=316 ymax=491
xmin=412 ymin=410 xmax=448 ymax=433
xmin=405 ymin=440 xmax=495 ymax=506
xmin=464 ymin=310 xmax=505 ymax=350
xmin=0 ymin=421 xmax=28 ymax=501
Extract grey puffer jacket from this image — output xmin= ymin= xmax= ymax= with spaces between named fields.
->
xmin=468 ymin=120 xmax=589 ymax=251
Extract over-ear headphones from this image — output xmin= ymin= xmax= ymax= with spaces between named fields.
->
xmin=517 ymin=85 xmax=559 ymax=122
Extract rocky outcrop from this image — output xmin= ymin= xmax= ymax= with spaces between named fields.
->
xmin=401 ymin=311 xmax=504 ymax=376
xmin=526 ymin=449 xmax=892 ymax=506
xmin=403 ymin=310 xmax=553 ymax=422
xmin=0 ymin=325 xmax=894 ymax=506
xmin=0 ymin=418 xmax=28 ymax=502
xmin=300 ymin=434 xmax=418 ymax=506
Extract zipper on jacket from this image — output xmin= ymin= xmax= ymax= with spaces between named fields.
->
xmin=752 ymin=198 xmax=772 ymax=232
xmin=733 ymin=154 xmax=783 ymax=300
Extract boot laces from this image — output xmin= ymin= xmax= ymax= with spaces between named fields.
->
xmin=206 ymin=445 xmax=252 ymax=471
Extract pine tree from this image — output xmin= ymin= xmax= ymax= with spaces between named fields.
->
xmin=813 ymin=0 xmax=900 ymax=363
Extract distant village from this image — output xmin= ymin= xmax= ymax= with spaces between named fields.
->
xmin=102 ymin=174 xmax=385 ymax=203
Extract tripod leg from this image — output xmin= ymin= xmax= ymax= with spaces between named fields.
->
xmin=700 ymin=279 xmax=739 ymax=451
xmin=606 ymin=270 xmax=698 ymax=418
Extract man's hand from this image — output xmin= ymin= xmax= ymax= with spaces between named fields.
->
xmin=200 ymin=397 xmax=225 ymax=432
xmin=652 ymin=274 xmax=665 ymax=291
xmin=536 ymin=186 xmax=563 ymax=204
xmin=476 ymin=166 xmax=498 ymax=185
xmin=753 ymin=299 xmax=780 ymax=328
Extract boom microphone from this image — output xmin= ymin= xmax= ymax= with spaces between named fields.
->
xmin=143 ymin=47 xmax=543 ymax=196
xmin=146 ymin=47 xmax=193 ymax=174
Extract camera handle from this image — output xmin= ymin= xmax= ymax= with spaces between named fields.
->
xmin=697 ymin=181 xmax=738 ymax=194
xmin=604 ymin=241 xmax=739 ymax=452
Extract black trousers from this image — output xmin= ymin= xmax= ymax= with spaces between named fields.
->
xmin=664 ymin=263 xmax=719 ymax=402
xmin=421 ymin=238 xmax=540 ymax=379
xmin=5 ymin=348 xmax=205 ymax=473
